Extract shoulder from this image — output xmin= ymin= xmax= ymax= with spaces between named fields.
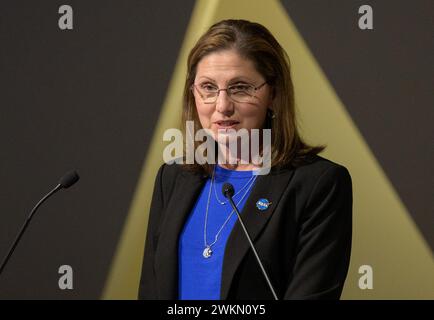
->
xmin=156 ymin=161 xmax=203 ymax=182
xmin=271 ymin=155 xmax=352 ymax=204
xmin=294 ymin=155 xmax=353 ymax=213
xmin=271 ymin=154 xmax=351 ymax=181
xmin=292 ymin=155 xmax=351 ymax=183
xmin=154 ymin=161 xmax=204 ymax=195
xmin=156 ymin=161 xmax=184 ymax=181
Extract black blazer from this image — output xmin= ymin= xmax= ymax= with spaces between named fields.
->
xmin=138 ymin=155 xmax=352 ymax=300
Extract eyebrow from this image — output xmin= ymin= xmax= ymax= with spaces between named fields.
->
xmin=198 ymin=76 xmax=254 ymax=83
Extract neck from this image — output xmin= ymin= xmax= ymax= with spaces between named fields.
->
xmin=216 ymin=141 xmax=262 ymax=171
xmin=218 ymin=162 xmax=259 ymax=171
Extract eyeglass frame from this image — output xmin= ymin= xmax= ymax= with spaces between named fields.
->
xmin=191 ymin=81 xmax=268 ymax=104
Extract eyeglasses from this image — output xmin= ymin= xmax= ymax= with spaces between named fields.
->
xmin=192 ymin=81 xmax=267 ymax=104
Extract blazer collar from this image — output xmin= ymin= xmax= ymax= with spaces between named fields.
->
xmin=153 ymin=165 xmax=295 ymax=299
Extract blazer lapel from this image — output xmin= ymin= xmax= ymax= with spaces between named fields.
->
xmin=220 ymin=168 xmax=295 ymax=299
xmin=154 ymin=170 xmax=206 ymax=299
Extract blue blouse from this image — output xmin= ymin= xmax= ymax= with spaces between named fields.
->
xmin=178 ymin=165 xmax=258 ymax=300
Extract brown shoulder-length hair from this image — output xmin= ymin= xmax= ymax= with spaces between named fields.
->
xmin=180 ymin=19 xmax=325 ymax=176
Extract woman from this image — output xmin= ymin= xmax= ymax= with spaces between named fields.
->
xmin=139 ymin=19 xmax=352 ymax=300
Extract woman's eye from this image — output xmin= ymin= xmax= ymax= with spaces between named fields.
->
xmin=201 ymin=84 xmax=217 ymax=91
xmin=230 ymin=84 xmax=250 ymax=91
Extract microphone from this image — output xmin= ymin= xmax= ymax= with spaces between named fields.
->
xmin=222 ymin=183 xmax=279 ymax=300
xmin=0 ymin=170 xmax=80 ymax=276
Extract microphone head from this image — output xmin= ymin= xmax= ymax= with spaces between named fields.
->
xmin=59 ymin=170 xmax=80 ymax=189
xmin=222 ymin=183 xmax=235 ymax=199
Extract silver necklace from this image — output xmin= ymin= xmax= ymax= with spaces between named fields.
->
xmin=213 ymin=168 xmax=256 ymax=205
xmin=203 ymin=166 xmax=258 ymax=258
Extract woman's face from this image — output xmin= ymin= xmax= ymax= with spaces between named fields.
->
xmin=193 ymin=49 xmax=272 ymax=142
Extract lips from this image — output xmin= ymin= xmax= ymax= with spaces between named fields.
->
xmin=215 ymin=120 xmax=240 ymax=127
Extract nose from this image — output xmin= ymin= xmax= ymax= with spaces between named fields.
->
xmin=215 ymin=90 xmax=234 ymax=115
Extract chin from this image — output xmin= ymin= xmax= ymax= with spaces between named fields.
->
xmin=215 ymin=131 xmax=242 ymax=146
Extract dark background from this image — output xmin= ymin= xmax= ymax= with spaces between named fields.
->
xmin=0 ymin=0 xmax=196 ymax=299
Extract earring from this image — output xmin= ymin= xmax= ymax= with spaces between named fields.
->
xmin=267 ymin=109 xmax=276 ymax=119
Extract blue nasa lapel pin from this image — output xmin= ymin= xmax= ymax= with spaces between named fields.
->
xmin=256 ymin=198 xmax=272 ymax=211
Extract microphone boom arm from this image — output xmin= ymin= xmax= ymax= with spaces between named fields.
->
xmin=0 ymin=170 xmax=79 ymax=277
xmin=226 ymin=195 xmax=279 ymax=300
xmin=0 ymin=184 xmax=62 ymax=276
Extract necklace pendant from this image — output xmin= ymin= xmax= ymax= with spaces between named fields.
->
xmin=203 ymin=246 xmax=212 ymax=258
